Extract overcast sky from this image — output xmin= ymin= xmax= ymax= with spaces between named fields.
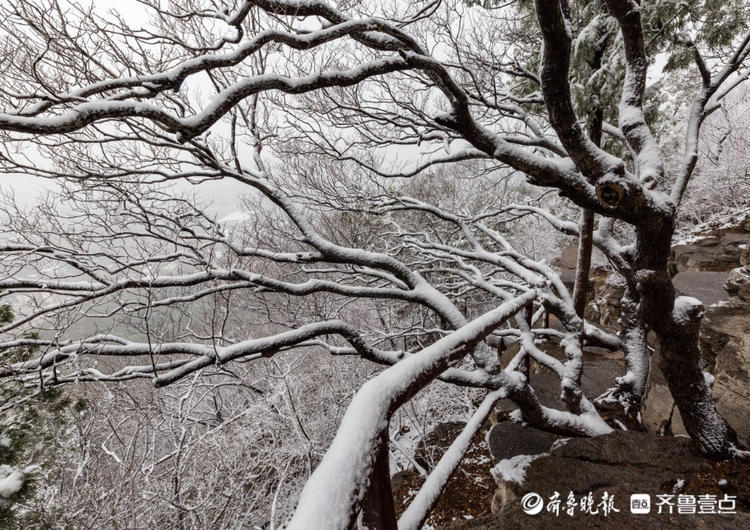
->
xmin=2 ymin=0 xmax=250 ymax=215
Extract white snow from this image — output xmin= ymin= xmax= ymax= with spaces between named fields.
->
xmin=0 ymin=465 xmax=25 ymax=500
xmin=674 ymin=208 xmax=750 ymax=245
xmin=286 ymin=292 xmax=535 ymax=529
xmin=217 ymin=211 xmax=252 ymax=224
xmin=672 ymin=296 xmax=704 ymax=325
xmin=491 ymin=454 xmax=544 ymax=486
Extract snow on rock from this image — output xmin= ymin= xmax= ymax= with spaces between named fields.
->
xmin=0 ymin=465 xmax=26 ymax=504
xmin=491 ymin=454 xmax=545 ymax=486
xmin=672 ymin=296 xmax=704 ymax=325
xmin=674 ymin=207 xmax=750 ymax=245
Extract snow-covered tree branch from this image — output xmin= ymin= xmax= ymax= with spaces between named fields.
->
xmin=0 ymin=0 xmax=748 ymax=526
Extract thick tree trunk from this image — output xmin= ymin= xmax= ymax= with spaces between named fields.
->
xmin=657 ymin=312 xmax=738 ymax=458
xmin=633 ymin=225 xmax=738 ymax=458
xmin=614 ymin=290 xmax=650 ymax=407
xmin=573 ymin=34 xmax=603 ymax=319
xmin=597 ymin=286 xmax=650 ymax=430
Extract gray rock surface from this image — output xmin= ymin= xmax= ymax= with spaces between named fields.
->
xmin=673 ymin=270 xmax=731 ymax=307
xmin=455 ymin=431 xmax=749 ymax=529
xmin=699 ymin=267 xmax=750 ymax=447
xmin=637 ymin=218 xmax=750 ymax=445
xmin=671 ymin=231 xmax=748 ymax=275
xmin=642 ymin=266 xmax=750 ymax=445
xmin=487 ymin=421 xmax=561 ymax=464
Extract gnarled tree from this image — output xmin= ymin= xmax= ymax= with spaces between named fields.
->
xmin=0 ymin=0 xmax=748 ymax=527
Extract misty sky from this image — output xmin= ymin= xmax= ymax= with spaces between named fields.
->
xmin=1 ymin=0 xmax=250 ymax=215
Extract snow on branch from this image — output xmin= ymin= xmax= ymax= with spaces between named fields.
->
xmin=287 ymin=291 xmax=535 ymax=529
xmin=603 ymin=0 xmax=665 ymax=187
xmin=398 ymin=388 xmax=506 ymax=530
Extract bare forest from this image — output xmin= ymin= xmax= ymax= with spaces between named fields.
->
xmin=0 ymin=1 xmax=749 ymax=528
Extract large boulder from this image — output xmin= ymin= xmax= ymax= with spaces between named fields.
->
xmin=671 ymin=236 xmax=739 ymax=274
xmin=699 ymin=266 xmax=750 ymax=447
xmin=487 ymin=421 xmax=561 ymax=464
xmin=672 ymin=270 xmax=731 ymax=307
xmin=670 ymin=212 xmax=750 ymax=275
xmin=454 ymin=431 xmax=750 ymax=529
xmin=725 ymin=266 xmax=750 ymax=300
xmin=486 ymin=421 xmax=563 ymax=513
xmin=637 ymin=214 xmax=750 ymax=444
xmin=642 ymin=266 xmax=750 ymax=446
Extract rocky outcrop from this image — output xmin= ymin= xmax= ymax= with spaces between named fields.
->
xmin=670 ymin=209 xmax=750 ymax=275
xmin=486 ymin=421 xmax=562 ymax=514
xmin=698 ymin=266 xmax=750 ymax=447
xmin=670 ymin=235 xmax=745 ymax=274
xmin=564 ymin=212 xmax=750 ymax=446
xmin=672 ymin=271 xmax=731 ymax=307
xmin=487 ymin=421 xmax=561 ymax=464
xmin=457 ymin=431 xmax=750 ymax=529
xmin=639 ymin=212 xmax=750 ymax=446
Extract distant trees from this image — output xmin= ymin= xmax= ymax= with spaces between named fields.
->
xmin=0 ymin=0 xmax=748 ymax=527
xmin=676 ymin=85 xmax=750 ymax=228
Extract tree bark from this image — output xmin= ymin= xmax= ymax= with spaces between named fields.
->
xmin=658 ymin=318 xmax=737 ymax=458
xmin=615 ymin=289 xmax=650 ymax=406
xmin=359 ymin=432 xmax=397 ymax=529
xmin=521 ymin=303 xmax=533 ymax=380
xmin=572 ymin=25 xmax=604 ymax=319
xmin=633 ymin=225 xmax=738 ymax=458
xmin=572 ymin=209 xmax=595 ymax=317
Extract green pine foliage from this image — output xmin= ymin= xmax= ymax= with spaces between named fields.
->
xmin=464 ymin=0 xmax=749 ymax=156
xmin=0 ymin=303 xmax=85 ymax=526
